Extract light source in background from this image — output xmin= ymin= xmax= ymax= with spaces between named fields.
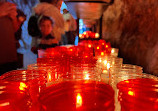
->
xmin=95 ymin=33 xmax=100 ymax=38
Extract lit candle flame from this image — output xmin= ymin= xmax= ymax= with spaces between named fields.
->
xmin=125 ymin=80 xmax=129 ymax=83
xmin=101 ymin=52 xmax=104 ymax=56
xmin=98 ymin=58 xmax=102 ymax=62
xmin=79 ymin=34 xmax=82 ymax=38
xmin=84 ymin=72 xmax=90 ymax=80
xmin=111 ymin=49 xmax=114 ymax=53
xmin=19 ymin=82 xmax=27 ymax=91
xmin=95 ymin=33 xmax=99 ymax=38
xmin=76 ymin=93 xmax=82 ymax=108
xmin=128 ymin=91 xmax=135 ymax=96
xmin=88 ymin=44 xmax=92 ymax=48
xmin=83 ymin=32 xmax=86 ymax=35
xmin=107 ymin=63 xmax=110 ymax=70
xmin=84 ymin=55 xmax=88 ymax=58
xmin=48 ymin=72 xmax=52 ymax=82
xmin=69 ymin=48 xmax=73 ymax=51
xmin=103 ymin=60 xmax=107 ymax=65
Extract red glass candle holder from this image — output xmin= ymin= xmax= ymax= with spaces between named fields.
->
xmin=39 ymin=73 xmax=115 ymax=111
xmin=117 ymin=74 xmax=158 ymax=111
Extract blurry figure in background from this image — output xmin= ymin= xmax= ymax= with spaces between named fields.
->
xmin=32 ymin=0 xmax=64 ymax=44
xmin=14 ymin=9 xmax=26 ymax=69
xmin=31 ymin=16 xmax=58 ymax=54
xmin=0 ymin=2 xmax=18 ymax=75
xmin=63 ymin=9 xmax=77 ymax=45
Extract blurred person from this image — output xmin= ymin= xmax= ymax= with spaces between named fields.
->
xmin=14 ymin=9 xmax=26 ymax=69
xmin=32 ymin=0 xmax=64 ymax=44
xmin=0 ymin=2 xmax=18 ymax=75
xmin=63 ymin=9 xmax=77 ymax=45
xmin=31 ymin=16 xmax=58 ymax=54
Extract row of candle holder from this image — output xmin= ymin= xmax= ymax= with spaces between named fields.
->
xmin=32 ymin=44 xmax=158 ymax=111
xmin=0 ymin=42 xmax=157 ymax=111
xmin=38 ymin=40 xmax=118 ymax=58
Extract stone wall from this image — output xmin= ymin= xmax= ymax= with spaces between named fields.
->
xmin=102 ymin=0 xmax=158 ymax=76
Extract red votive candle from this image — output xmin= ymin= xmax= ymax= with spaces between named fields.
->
xmin=0 ymin=80 xmax=31 ymax=111
xmin=39 ymin=80 xmax=115 ymax=111
xmin=117 ymin=77 xmax=158 ymax=111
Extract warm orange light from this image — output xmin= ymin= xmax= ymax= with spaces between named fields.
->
xmin=79 ymin=34 xmax=82 ymax=38
xmin=102 ymin=69 xmax=108 ymax=74
xmin=128 ymin=91 xmax=135 ymax=96
xmin=86 ymin=34 xmax=89 ymax=38
xmin=95 ymin=33 xmax=99 ymax=38
xmin=88 ymin=44 xmax=92 ymax=48
xmin=101 ymin=52 xmax=104 ymax=56
xmin=0 ymin=102 xmax=10 ymax=107
xmin=19 ymin=82 xmax=27 ymax=91
xmin=103 ymin=60 xmax=107 ymax=65
xmin=111 ymin=49 xmax=114 ymax=53
xmin=125 ymin=80 xmax=129 ymax=83
xmin=76 ymin=93 xmax=82 ymax=108
xmin=83 ymin=72 xmax=90 ymax=80
xmin=83 ymin=32 xmax=86 ymax=35
xmin=69 ymin=48 xmax=73 ymax=51
xmin=47 ymin=72 xmax=52 ymax=82
xmin=107 ymin=63 xmax=110 ymax=70
xmin=106 ymin=45 xmax=108 ymax=48
xmin=97 ymin=46 xmax=100 ymax=49
xmin=102 ymin=43 xmax=105 ymax=45
xmin=85 ymin=55 xmax=88 ymax=58
xmin=98 ymin=58 xmax=102 ymax=62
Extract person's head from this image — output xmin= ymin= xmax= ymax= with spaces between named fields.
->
xmin=16 ymin=9 xmax=26 ymax=25
xmin=63 ymin=9 xmax=68 ymax=14
xmin=38 ymin=16 xmax=54 ymax=37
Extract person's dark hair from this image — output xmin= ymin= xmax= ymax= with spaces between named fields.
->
xmin=38 ymin=16 xmax=54 ymax=26
xmin=39 ymin=0 xmax=53 ymax=3
xmin=16 ymin=9 xmax=26 ymax=18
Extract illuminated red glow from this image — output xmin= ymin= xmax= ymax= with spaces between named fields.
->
xmin=0 ymin=81 xmax=32 ymax=110
xmin=117 ymin=78 xmax=158 ymax=111
xmin=79 ymin=31 xmax=99 ymax=39
xmin=39 ymin=80 xmax=115 ymax=111
xmin=76 ymin=93 xmax=82 ymax=108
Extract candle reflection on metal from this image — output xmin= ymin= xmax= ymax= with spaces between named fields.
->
xmin=76 ymin=93 xmax=82 ymax=108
